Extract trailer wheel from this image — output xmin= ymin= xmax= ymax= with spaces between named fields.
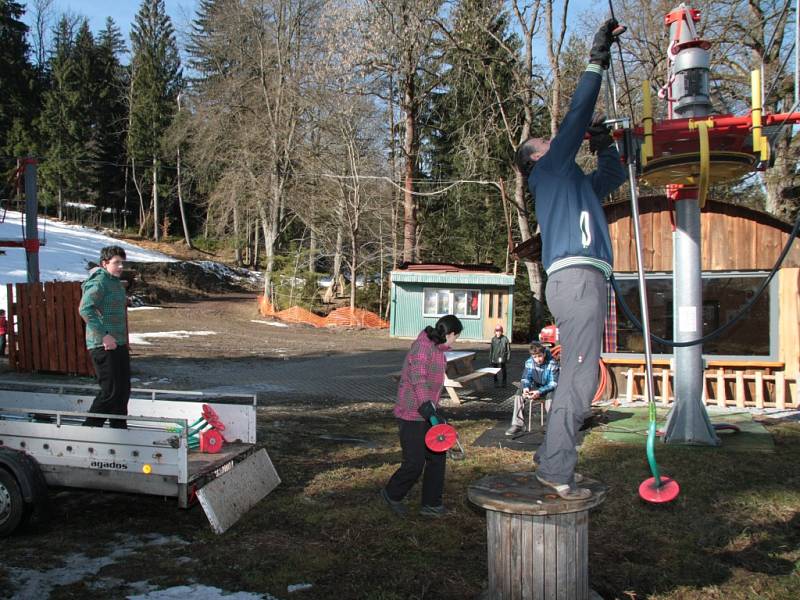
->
xmin=0 ymin=468 xmax=25 ymax=537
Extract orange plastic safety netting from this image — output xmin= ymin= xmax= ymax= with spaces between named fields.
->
xmin=258 ymin=296 xmax=276 ymax=316
xmin=323 ymin=307 xmax=388 ymax=329
xmin=276 ymin=305 xmax=328 ymax=327
xmin=257 ymin=296 xmax=388 ymax=329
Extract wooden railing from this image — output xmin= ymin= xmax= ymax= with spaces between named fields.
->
xmin=613 ymin=361 xmax=798 ymax=410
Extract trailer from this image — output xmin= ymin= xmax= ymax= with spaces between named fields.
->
xmin=0 ymin=381 xmax=280 ymax=536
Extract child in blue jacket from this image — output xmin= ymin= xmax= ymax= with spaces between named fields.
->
xmin=506 ymin=343 xmax=559 ymax=436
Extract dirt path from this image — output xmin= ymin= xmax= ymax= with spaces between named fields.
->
xmin=123 ymin=297 xmax=518 ymax=406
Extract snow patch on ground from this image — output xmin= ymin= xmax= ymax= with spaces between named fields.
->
xmin=128 ymin=585 xmax=277 ymax=600
xmin=129 ymin=331 xmax=217 ymax=345
xmin=192 ymin=260 xmax=262 ymax=285
xmin=5 ymin=533 xmax=187 ymax=600
xmin=250 ymin=319 xmax=288 ymax=327
xmin=129 ymin=306 xmax=163 ymax=311
xmin=0 ymin=210 xmax=174 ymax=311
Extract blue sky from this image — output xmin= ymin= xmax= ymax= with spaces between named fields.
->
xmin=20 ymin=0 xmax=603 ymax=63
xmin=22 ymin=1 xmax=198 ymax=41
xmin=24 ymin=1 xmax=601 ymax=41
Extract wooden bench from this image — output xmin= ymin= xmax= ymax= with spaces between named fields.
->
xmin=443 ymin=367 xmax=500 ymax=405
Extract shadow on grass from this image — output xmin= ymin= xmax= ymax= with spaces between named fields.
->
xmin=582 ymin=425 xmax=800 ymax=599
xmin=1 ymin=399 xmax=797 ymax=600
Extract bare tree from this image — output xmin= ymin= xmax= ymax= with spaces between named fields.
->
xmin=186 ymin=0 xmax=321 ymax=297
xmin=30 ymin=0 xmax=55 ymax=68
xmin=361 ymin=0 xmax=446 ymax=262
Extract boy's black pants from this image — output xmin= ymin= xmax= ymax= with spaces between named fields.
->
xmin=385 ymin=419 xmax=446 ymax=507
xmin=491 ymin=361 xmax=507 ymax=384
xmin=84 ymin=345 xmax=131 ymax=429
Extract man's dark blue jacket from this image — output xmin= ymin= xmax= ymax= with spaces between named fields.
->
xmin=528 ymin=66 xmax=627 ymax=278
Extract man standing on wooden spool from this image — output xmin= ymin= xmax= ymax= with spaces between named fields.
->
xmin=514 ymin=18 xmax=626 ymax=500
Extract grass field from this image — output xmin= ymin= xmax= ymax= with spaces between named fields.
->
xmin=210 ymin=404 xmax=800 ymax=599
xmin=1 ymin=402 xmax=798 ymax=599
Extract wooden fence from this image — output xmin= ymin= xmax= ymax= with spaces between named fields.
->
xmin=6 ymin=281 xmax=93 ymax=376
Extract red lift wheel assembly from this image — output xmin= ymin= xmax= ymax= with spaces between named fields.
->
xmin=425 ymin=423 xmax=458 ymax=453
xmin=638 ymin=476 xmax=681 ymax=504
xmin=200 ymin=429 xmax=224 ymax=454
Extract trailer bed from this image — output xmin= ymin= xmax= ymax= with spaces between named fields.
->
xmin=0 ymin=381 xmax=280 ymax=533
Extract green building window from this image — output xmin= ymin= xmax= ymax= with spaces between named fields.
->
xmin=423 ymin=288 xmax=481 ymax=319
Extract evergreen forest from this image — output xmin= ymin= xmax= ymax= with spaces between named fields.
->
xmin=2 ymin=0 xmax=799 ymax=336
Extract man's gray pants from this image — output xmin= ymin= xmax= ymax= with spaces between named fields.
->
xmin=534 ymin=266 xmax=606 ymax=485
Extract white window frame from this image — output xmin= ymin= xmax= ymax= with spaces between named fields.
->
xmin=422 ymin=287 xmax=481 ymax=319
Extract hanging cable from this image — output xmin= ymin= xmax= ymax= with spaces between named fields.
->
xmin=607 ymin=0 xmax=637 ymax=123
xmin=610 ymin=210 xmax=800 ymax=347
xmin=763 ymin=40 xmax=797 ymax=105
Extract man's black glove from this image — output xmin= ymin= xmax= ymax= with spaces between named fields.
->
xmin=587 ymin=114 xmax=613 ymax=154
xmin=589 ymin=18 xmax=619 ymax=70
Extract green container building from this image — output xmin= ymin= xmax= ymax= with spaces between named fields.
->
xmin=389 ymin=264 xmax=515 ymax=341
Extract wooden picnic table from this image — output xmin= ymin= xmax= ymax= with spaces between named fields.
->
xmin=388 ymin=349 xmax=500 ymax=405
xmin=443 ymin=350 xmax=499 ymax=405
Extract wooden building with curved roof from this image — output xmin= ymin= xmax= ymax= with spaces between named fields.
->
xmin=602 ymin=197 xmax=799 ymax=409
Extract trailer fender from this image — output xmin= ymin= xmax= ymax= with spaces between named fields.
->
xmin=0 ymin=447 xmax=49 ymax=511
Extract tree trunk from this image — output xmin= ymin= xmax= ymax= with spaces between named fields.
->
xmin=514 ymin=171 xmax=546 ymax=338
xmin=253 ymin=217 xmax=260 ymax=267
xmin=260 ymin=182 xmax=281 ymax=303
xmin=349 ymin=213 xmax=359 ymax=312
xmin=233 ymin=203 xmax=242 ymax=266
xmin=123 ymin=163 xmax=129 ymax=230
xmin=152 ymin=156 xmax=159 ymax=242
xmin=401 ymin=61 xmax=417 ymax=263
xmin=259 ymin=204 xmax=274 ymax=302
xmin=324 ymin=223 xmax=344 ymax=304
xmin=379 ymin=218 xmax=385 ymax=317
xmin=131 ymin=156 xmax=146 ymax=237
xmin=176 ymin=94 xmax=192 ymax=247
xmin=308 ymin=227 xmax=317 ymax=273
xmin=349 ymin=253 xmax=357 ymax=312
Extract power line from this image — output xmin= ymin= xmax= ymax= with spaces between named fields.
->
xmin=0 ymin=155 xmax=508 ymax=196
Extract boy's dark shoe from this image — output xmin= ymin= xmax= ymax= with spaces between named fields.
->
xmin=380 ymin=488 xmax=407 ymax=516
xmin=419 ymin=504 xmax=446 ymax=518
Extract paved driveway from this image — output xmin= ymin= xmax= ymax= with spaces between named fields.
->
xmin=193 ymin=345 xmax=528 ymax=416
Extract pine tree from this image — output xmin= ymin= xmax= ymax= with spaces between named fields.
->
xmin=129 ymin=0 xmax=182 ymax=240
xmin=421 ymin=0 xmax=519 ymax=265
xmin=0 ymin=0 xmax=38 ymax=159
xmin=94 ymin=18 xmax=128 ymax=221
xmin=38 ymin=16 xmax=82 ymax=218
xmin=187 ymin=0 xmax=228 ymax=91
xmin=71 ymin=20 xmax=100 ymax=201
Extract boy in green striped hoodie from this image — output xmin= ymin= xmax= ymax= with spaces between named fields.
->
xmin=79 ymin=245 xmax=131 ymax=428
